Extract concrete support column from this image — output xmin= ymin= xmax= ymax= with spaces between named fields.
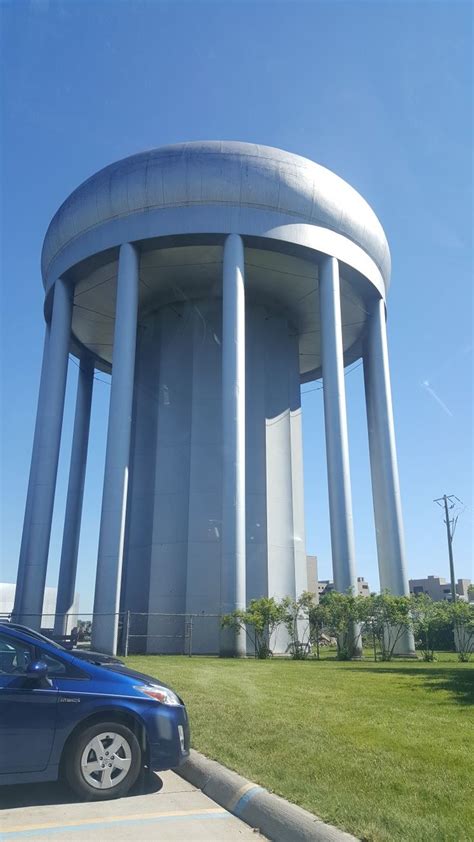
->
xmin=220 ymin=234 xmax=246 ymax=656
xmin=92 ymin=243 xmax=139 ymax=654
xmin=363 ymin=297 xmax=415 ymax=655
xmin=54 ymin=359 xmax=94 ymax=636
xmin=13 ymin=324 xmax=51 ymax=620
xmin=17 ymin=277 xmax=73 ymax=627
xmin=319 ymin=256 xmax=361 ymax=655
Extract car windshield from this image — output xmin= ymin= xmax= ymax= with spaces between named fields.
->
xmin=0 ymin=622 xmax=67 ymax=651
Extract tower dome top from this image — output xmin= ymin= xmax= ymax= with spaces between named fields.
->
xmin=42 ymin=141 xmax=390 ymax=287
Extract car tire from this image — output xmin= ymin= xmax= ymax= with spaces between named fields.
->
xmin=64 ymin=721 xmax=142 ymax=800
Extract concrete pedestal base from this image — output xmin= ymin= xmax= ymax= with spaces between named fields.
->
xmin=121 ymin=299 xmax=307 ymax=654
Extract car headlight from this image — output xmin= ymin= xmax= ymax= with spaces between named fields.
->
xmin=134 ymin=684 xmax=181 ymax=706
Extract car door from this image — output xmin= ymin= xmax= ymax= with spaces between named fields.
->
xmin=0 ymin=631 xmax=58 ymax=774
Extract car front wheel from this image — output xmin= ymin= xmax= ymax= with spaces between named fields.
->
xmin=65 ymin=721 xmax=142 ymax=800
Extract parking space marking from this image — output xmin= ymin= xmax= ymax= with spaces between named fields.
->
xmin=232 ymin=785 xmax=264 ymax=817
xmin=2 ymin=807 xmax=229 ymax=837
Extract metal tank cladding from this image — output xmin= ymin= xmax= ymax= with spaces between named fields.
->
xmin=15 ymin=142 xmax=414 ymax=658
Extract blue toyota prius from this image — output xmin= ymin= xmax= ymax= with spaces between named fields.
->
xmin=0 ymin=622 xmax=190 ymax=800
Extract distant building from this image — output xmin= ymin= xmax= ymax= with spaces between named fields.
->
xmin=356 ymin=577 xmax=371 ymax=596
xmin=317 ymin=579 xmax=335 ymax=597
xmin=306 ymin=555 xmax=318 ymax=599
xmin=0 ymin=583 xmax=79 ymax=632
xmin=318 ymin=576 xmax=371 ymax=597
xmin=409 ymin=576 xmax=471 ymax=602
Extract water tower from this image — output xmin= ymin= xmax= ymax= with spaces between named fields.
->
xmin=14 ymin=142 xmax=414 ymax=656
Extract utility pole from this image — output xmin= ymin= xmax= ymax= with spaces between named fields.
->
xmin=434 ymin=495 xmax=462 ymax=603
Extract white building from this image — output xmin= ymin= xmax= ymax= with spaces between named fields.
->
xmin=0 ymin=583 xmax=79 ymax=633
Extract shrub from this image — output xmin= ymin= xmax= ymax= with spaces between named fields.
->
xmin=361 ymin=592 xmax=413 ymax=661
xmin=281 ymin=591 xmax=315 ymax=658
xmin=411 ymin=595 xmax=451 ymax=661
xmin=450 ymin=600 xmax=474 ymax=662
xmin=319 ymin=590 xmax=362 ymax=660
xmin=221 ymin=597 xmax=285 ymax=658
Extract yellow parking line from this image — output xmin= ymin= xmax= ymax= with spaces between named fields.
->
xmin=4 ymin=806 xmax=227 ymax=834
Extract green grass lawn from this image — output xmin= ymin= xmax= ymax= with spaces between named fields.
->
xmin=126 ymin=653 xmax=473 ymax=842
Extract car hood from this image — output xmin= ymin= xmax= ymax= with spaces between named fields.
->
xmin=71 ymin=649 xmax=123 ymax=664
xmin=98 ymin=662 xmax=177 ymax=694
xmin=70 ymin=651 xmax=182 ymax=700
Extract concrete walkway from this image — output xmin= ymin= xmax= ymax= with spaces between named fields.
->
xmin=0 ymin=770 xmax=265 ymax=841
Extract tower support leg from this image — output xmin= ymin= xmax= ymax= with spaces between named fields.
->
xmin=92 ymin=243 xmax=139 ymax=655
xmin=220 ymin=234 xmax=247 ymax=657
xmin=54 ymin=359 xmax=94 ymax=636
xmin=13 ymin=324 xmax=51 ymax=620
xmin=363 ymin=297 xmax=415 ymax=656
xmin=17 ymin=277 xmax=73 ymax=628
xmin=319 ymin=256 xmax=361 ymax=657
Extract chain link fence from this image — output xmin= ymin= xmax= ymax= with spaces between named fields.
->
xmin=124 ymin=611 xmax=223 ymax=656
xmin=1 ymin=611 xmax=227 ymax=656
xmin=0 ymin=612 xmax=105 ymax=650
xmin=1 ymin=611 xmax=314 ymax=657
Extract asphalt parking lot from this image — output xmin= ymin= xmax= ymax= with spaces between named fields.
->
xmin=0 ymin=770 xmax=265 ymax=841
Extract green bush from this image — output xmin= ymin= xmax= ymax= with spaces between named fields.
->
xmin=360 ymin=591 xmax=413 ymax=661
xmin=221 ymin=597 xmax=285 ymax=658
xmin=281 ymin=591 xmax=315 ymax=658
xmin=411 ymin=595 xmax=451 ymax=661
xmin=450 ymin=600 xmax=474 ymax=662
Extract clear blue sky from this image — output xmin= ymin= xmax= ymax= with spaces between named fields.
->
xmin=1 ymin=0 xmax=472 ymax=612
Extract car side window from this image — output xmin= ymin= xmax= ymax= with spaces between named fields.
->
xmin=0 ymin=633 xmax=34 ymax=674
xmin=34 ymin=647 xmax=88 ymax=679
xmin=38 ymin=652 xmax=67 ymax=676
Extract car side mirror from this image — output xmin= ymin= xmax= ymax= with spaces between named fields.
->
xmin=26 ymin=660 xmax=49 ymax=679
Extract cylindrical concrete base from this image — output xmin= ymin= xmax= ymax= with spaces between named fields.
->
xmin=121 ymin=298 xmax=307 ymax=654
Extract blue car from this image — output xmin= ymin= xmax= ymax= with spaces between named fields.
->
xmin=0 ymin=622 xmax=190 ymax=799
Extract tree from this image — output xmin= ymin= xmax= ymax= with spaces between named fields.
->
xmin=411 ymin=594 xmax=450 ymax=661
xmin=363 ymin=592 xmax=413 ymax=661
xmin=221 ymin=597 xmax=285 ymax=658
xmin=308 ymin=601 xmax=330 ymax=660
xmin=450 ymin=600 xmax=474 ymax=662
xmin=281 ymin=591 xmax=315 ymax=658
xmin=319 ymin=591 xmax=361 ymax=660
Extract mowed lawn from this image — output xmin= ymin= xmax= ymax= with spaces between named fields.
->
xmin=126 ymin=654 xmax=474 ymax=842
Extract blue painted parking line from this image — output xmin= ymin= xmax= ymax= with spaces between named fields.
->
xmin=2 ymin=807 xmax=230 ymax=838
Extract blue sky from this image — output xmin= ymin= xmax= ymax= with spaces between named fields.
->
xmin=1 ymin=0 xmax=472 ymax=612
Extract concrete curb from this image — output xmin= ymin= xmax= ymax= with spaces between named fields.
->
xmin=175 ymin=750 xmax=358 ymax=842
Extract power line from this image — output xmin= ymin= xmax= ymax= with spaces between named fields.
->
xmin=301 ymin=360 xmax=363 ymax=395
xmin=69 ymin=355 xmax=111 ymax=386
